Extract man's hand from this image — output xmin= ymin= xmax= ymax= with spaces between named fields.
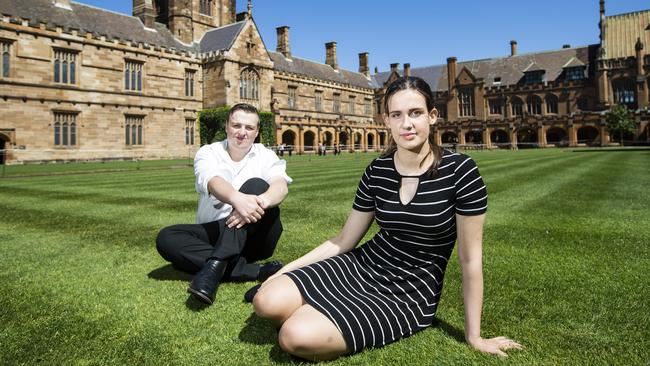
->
xmin=227 ymin=192 xmax=265 ymax=228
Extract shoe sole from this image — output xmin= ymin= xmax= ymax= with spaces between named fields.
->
xmin=187 ymin=287 xmax=213 ymax=305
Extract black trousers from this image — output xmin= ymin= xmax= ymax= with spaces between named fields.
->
xmin=156 ymin=178 xmax=283 ymax=281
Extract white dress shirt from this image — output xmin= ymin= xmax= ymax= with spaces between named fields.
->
xmin=194 ymin=140 xmax=292 ymax=224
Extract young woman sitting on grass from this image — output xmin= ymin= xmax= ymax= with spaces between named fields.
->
xmin=251 ymin=76 xmax=523 ymax=361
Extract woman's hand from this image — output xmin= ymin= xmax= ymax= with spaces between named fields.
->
xmin=467 ymin=336 xmax=523 ymax=357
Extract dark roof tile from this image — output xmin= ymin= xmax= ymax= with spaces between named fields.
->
xmin=0 ymin=0 xmax=197 ymax=52
xmin=199 ymin=21 xmax=245 ymax=53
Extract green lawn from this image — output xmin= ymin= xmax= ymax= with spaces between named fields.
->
xmin=1 ymin=149 xmax=648 ymax=365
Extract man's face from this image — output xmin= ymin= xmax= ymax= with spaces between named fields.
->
xmin=226 ymin=110 xmax=259 ymax=152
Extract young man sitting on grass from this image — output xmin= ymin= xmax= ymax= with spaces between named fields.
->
xmin=156 ymin=103 xmax=291 ymax=305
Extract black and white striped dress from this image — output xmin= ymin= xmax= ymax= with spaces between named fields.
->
xmin=285 ymin=150 xmax=488 ymax=353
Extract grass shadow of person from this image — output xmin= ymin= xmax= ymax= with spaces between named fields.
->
xmin=432 ymin=317 xmax=465 ymax=343
xmin=184 ymin=294 xmax=210 ymax=312
xmin=239 ymin=312 xmax=296 ymax=364
xmin=147 ymin=264 xmax=193 ymax=282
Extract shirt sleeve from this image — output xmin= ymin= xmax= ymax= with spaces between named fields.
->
xmin=261 ymin=148 xmax=293 ymax=184
xmin=352 ymin=163 xmax=376 ymax=212
xmin=454 ymin=155 xmax=488 ymax=216
xmin=194 ymin=144 xmax=231 ymax=196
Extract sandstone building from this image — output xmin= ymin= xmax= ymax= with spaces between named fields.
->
xmin=0 ymin=0 xmax=648 ymax=164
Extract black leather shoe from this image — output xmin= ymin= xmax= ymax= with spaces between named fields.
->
xmin=244 ymin=284 xmax=261 ymax=303
xmin=187 ymin=259 xmax=228 ymax=305
xmin=257 ymin=260 xmax=283 ymax=282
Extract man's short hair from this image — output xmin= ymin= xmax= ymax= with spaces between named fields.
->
xmin=228 ymin=103 xmax=259 ymax=122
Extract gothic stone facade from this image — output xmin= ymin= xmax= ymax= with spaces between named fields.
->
xmin=0 ymin=0 xmax=648 ymax=164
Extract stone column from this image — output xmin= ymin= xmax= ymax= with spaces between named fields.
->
xmin=298 ymin=127 xmax=304 ymax=154
xmin=568 ymin=123 xmax=577 ymax=147
xmin=459 ymin=129 xmax=467 ymax=144
xmin=509 ymin=127 xmax=518 ymax=149
xmin=482 ymin=127 xmax=491 ymax=149
xmin=537 ymin=125 xmax=547 ymax=147
xmin=599 ymin=119 xmax=610 ymax=146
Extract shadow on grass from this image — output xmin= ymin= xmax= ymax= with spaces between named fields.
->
xmin=147 ymin=264 xmax=193 ymax=282
xmin=432 ymin=318 xmax=465 ymax=343
xmin=239 ymin=313 xmax=296 ymax=363
xmin=184 ymin=295 xmax=210 ymax=312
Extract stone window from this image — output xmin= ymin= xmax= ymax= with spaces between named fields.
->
xmin=53 ymin=49 xmax=77 ymax=85
xmin=488 ymin=98 xmax=504 ymax=115
xmin=185 ymin=70 xmax=195 ymax=97
xmin=333 ymin=93 xmax=341 ymax=113
xmin=435 ymin=103 xmax=447 ymax=119
xmin=125 ymin=115 xmax=144 ymax=146
xmin=185 ymin=119 xmax=195 ymax=145
xmin=315 ymin=91 xmax=322 ymax=111
xmin=565 ymin=67 xmax=585 ymax=81
xmin=527 ymin=95 xmax=542 ymax=115
xmin=124 ymin=60 xmax=143 ymax=92
xmin=288 ymin=86 xmax=297 ymax=109
xmin=458 ymin=86 xmax=474 ymax=117
xmin=364 ymin=99 xmax=371 ymax=115
xmin=239 ymin=68 xmax=259 ymax=101
xmin=546 ymin=94 xmax=558 ymax=114
xmin=511 ymin=96 xmax=523 ymax=116
xmin=53 ymin=112 xmax=77 ymax=147
xmin=199 ymin=0 xmax=213 ymax=16
xmin=612 ymin=78 xmax=636 ymax=108
xmin=348 ymin=96 xmax=355 ymax=114
xmin=1 ymin=41 xmax=11 ymax=78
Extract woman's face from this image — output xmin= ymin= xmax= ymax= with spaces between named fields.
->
xmin=383 ymin=89 xmax=437 ymax=152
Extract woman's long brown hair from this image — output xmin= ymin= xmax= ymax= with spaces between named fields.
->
xmin=380 ymin=76 xmax=443 ymax=178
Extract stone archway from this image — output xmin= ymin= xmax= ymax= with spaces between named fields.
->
xmin=441 ymin=131 xmax=458 ymax=143
xmin=490 ymin=129 xmax=509 ymax=147
xmin=303 ymin=130 xmax=316 ymax=152
xmin=281 ymin=130 xmax=296 ymax=147
xmin=517 ymin=127 xmax=538 ymax=148
xmin=339 ymin=131 xmax=349 ymax=150
xmin=379 ymin=131 xmax=387 ymax=148
xmin=323 ymin=131 xmax=334 ymax=147
xmin=366 ymin=132 xmax=375 ymax=150
xmin=577 ymin=126 xmax=599 ymax=146
xmin=465 ymin=130 xmax=483 ymax=144
xmin=354 ymin=132 xmax=362 ymax=150
xmin=546 ymin=127 xmax=568 ymax=146
xmin=0 ymin=133 xmax=9 ymax=165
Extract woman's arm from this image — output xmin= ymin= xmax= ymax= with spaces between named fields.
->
xmin=262 ymin=209 xmax=374 ymax=284
xmin=457 ymin=213 xmax=522 ymax=357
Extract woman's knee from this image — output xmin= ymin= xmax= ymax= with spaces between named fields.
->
xmin=253 ymin=276 xmax=301 ymax=319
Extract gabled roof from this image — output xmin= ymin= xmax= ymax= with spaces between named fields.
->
xmin=563 ymin=57 xmax=586 ymax=68
xmin=269 ymin=52 xmax=374 ymax=90
xmin=200 ymin=21 xmax=246 ymax=53
xmin=522 ymin=61 xmax=544 ymax=73
xmin=0 ymin=0 xmax=196 ymax=52
xmin=372 ymin=45 xmax=598 ymax=91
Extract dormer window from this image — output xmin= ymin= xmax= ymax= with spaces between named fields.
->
xmin=562 ymin=57 xmax=586 ymax=81
xmin=524 ymin=71 xmax=544 ymax=85
xmin=493 ymin=77 xmax=501 ymax=85
xmin=199 ymin=0 xmax=213 ymax=16
xmin=565 ymin=67 xmax=585 ymax=81
xmin=522 ymin=62 xmax=545 ymax=85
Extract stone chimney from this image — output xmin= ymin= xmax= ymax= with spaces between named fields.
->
xmin=374 ymin=66 xmax=378 ymax=74
xmin=510 ymin=40 xmax=517 ymax=56
xmin=132 ymin=0 xmax=155 ymax=28
xmin=562 ymin=44 xmax=571 ymax=49
xmin=276 ymin=26 xmax=291 ymax=58
xmin=325 ymin=42 xmax=338 ymax=70
xmin=390 ymin=63 xmax=399 ymax=74
xmin=358 ymin=52 xmax=369 ymax=76
xmin=404 ymin=63 xmax=411 ymax=77
xmin=53 ymin=0 xmax=72 ymax=10
xmin=447 ymin=57 xmax=457 ymax=91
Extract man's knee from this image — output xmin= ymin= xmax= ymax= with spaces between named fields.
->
xmin=156 ymin=226 xmax=177 ymax=260
xmin=239 ymin=178 xmax=269 ymax=195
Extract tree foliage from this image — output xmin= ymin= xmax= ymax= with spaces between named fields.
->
xmin=198 ymin=106 xmax=276 ymax=146
xmin=605 ymin=104 xmax=636 ymax=145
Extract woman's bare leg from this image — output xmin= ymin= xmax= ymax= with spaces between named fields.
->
xmin=253 ymin=275 xmax=349 ymax=360
xmin=278 ymin=304 xmax=349 ymax=361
